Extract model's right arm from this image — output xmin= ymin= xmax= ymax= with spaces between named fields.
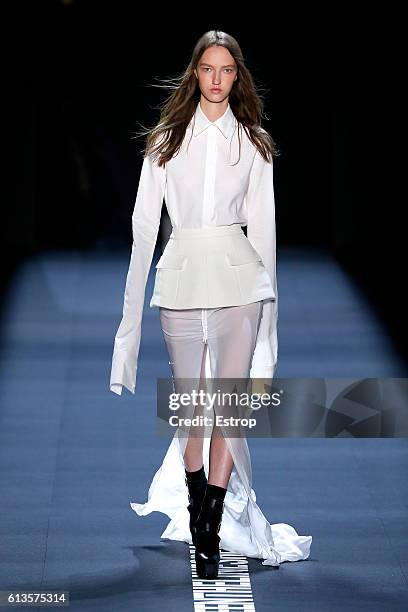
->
xmin=110 ymin=152 xmax=166 ymax=396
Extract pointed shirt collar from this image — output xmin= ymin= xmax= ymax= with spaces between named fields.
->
xmin=191 ymin=101 xmax=236 ymax=139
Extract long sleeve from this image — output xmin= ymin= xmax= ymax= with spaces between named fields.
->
xmin=246 ymin=148 xmax=278 ymax=380
xmin=110 ymin=153 xmax=166 ymax=396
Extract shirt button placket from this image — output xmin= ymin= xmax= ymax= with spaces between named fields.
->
xmin=202 ymin=125 xmax=217 ymax=227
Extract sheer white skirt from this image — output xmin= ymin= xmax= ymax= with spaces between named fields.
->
xmin=130 ymin=301 xmax=312 ymax=567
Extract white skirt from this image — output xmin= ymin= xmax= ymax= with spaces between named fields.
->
xmin=129 ymin=302 xmax=313 ymax=568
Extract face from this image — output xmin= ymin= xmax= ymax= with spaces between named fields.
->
xmin=194 ymin=45 xmax=238 ymax=103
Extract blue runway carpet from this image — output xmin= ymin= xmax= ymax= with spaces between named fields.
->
xmin=0 ymin=247 xmax=406 ymax=611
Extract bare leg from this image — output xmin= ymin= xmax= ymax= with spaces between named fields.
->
xmin=206 ymin=302 xmax=263 ymax=489
xmin=183 ymin=343 xmax=208 ymax=472
xmin=208 ymin=424 xmax=234 ymax=487
xmin=159 ymin=308 xmax=208 ymax=471
xmin=184 ymin=439 xmax=204 ymax=472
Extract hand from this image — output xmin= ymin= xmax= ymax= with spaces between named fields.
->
xmin=250 ymin=377 xmax=273 ymax=398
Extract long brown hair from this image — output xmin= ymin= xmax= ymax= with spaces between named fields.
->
xmin=133 ymin=30 xmax=280 ymax=167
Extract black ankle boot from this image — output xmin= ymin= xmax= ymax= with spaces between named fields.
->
xmin=194 ymin=484 xmax=226 ymax=580
xmin=185 ymin=465 xmax=207 ymax=546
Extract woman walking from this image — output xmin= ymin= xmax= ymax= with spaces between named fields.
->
xmin=110 ymin=30 xmax=312 ymax=579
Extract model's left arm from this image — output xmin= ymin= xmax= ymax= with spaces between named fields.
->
xmin=246 ymin=147 xmax=278 ymax=380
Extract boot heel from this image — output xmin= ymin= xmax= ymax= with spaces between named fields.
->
xmin=195 ymin=554 xmax=220 ymax=579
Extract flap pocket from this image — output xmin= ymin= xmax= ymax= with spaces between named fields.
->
xmin=225 ymin=250 xmax=262 ymax=266
xmin=155 ymin=254 xmax=186 ymax=270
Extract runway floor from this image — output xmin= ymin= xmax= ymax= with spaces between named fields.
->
xmin=0 ymin=246 xmax=407 ymax=611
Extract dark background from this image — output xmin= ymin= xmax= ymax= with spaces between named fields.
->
xmin=2 ymin=1 xmax=406 ymax=364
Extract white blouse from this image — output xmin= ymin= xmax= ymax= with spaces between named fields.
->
xmin=110 ymin=101 xmax=278 ymax=395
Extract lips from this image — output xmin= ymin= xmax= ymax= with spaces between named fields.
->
xmin=211 ymin=88 xmax=221 ymax=92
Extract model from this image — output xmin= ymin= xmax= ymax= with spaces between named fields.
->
xmin=110 ymin=30 xmax=312 ymax=579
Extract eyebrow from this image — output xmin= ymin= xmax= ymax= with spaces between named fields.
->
xmin=199 ymin=62 xmax=236 ymax=68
